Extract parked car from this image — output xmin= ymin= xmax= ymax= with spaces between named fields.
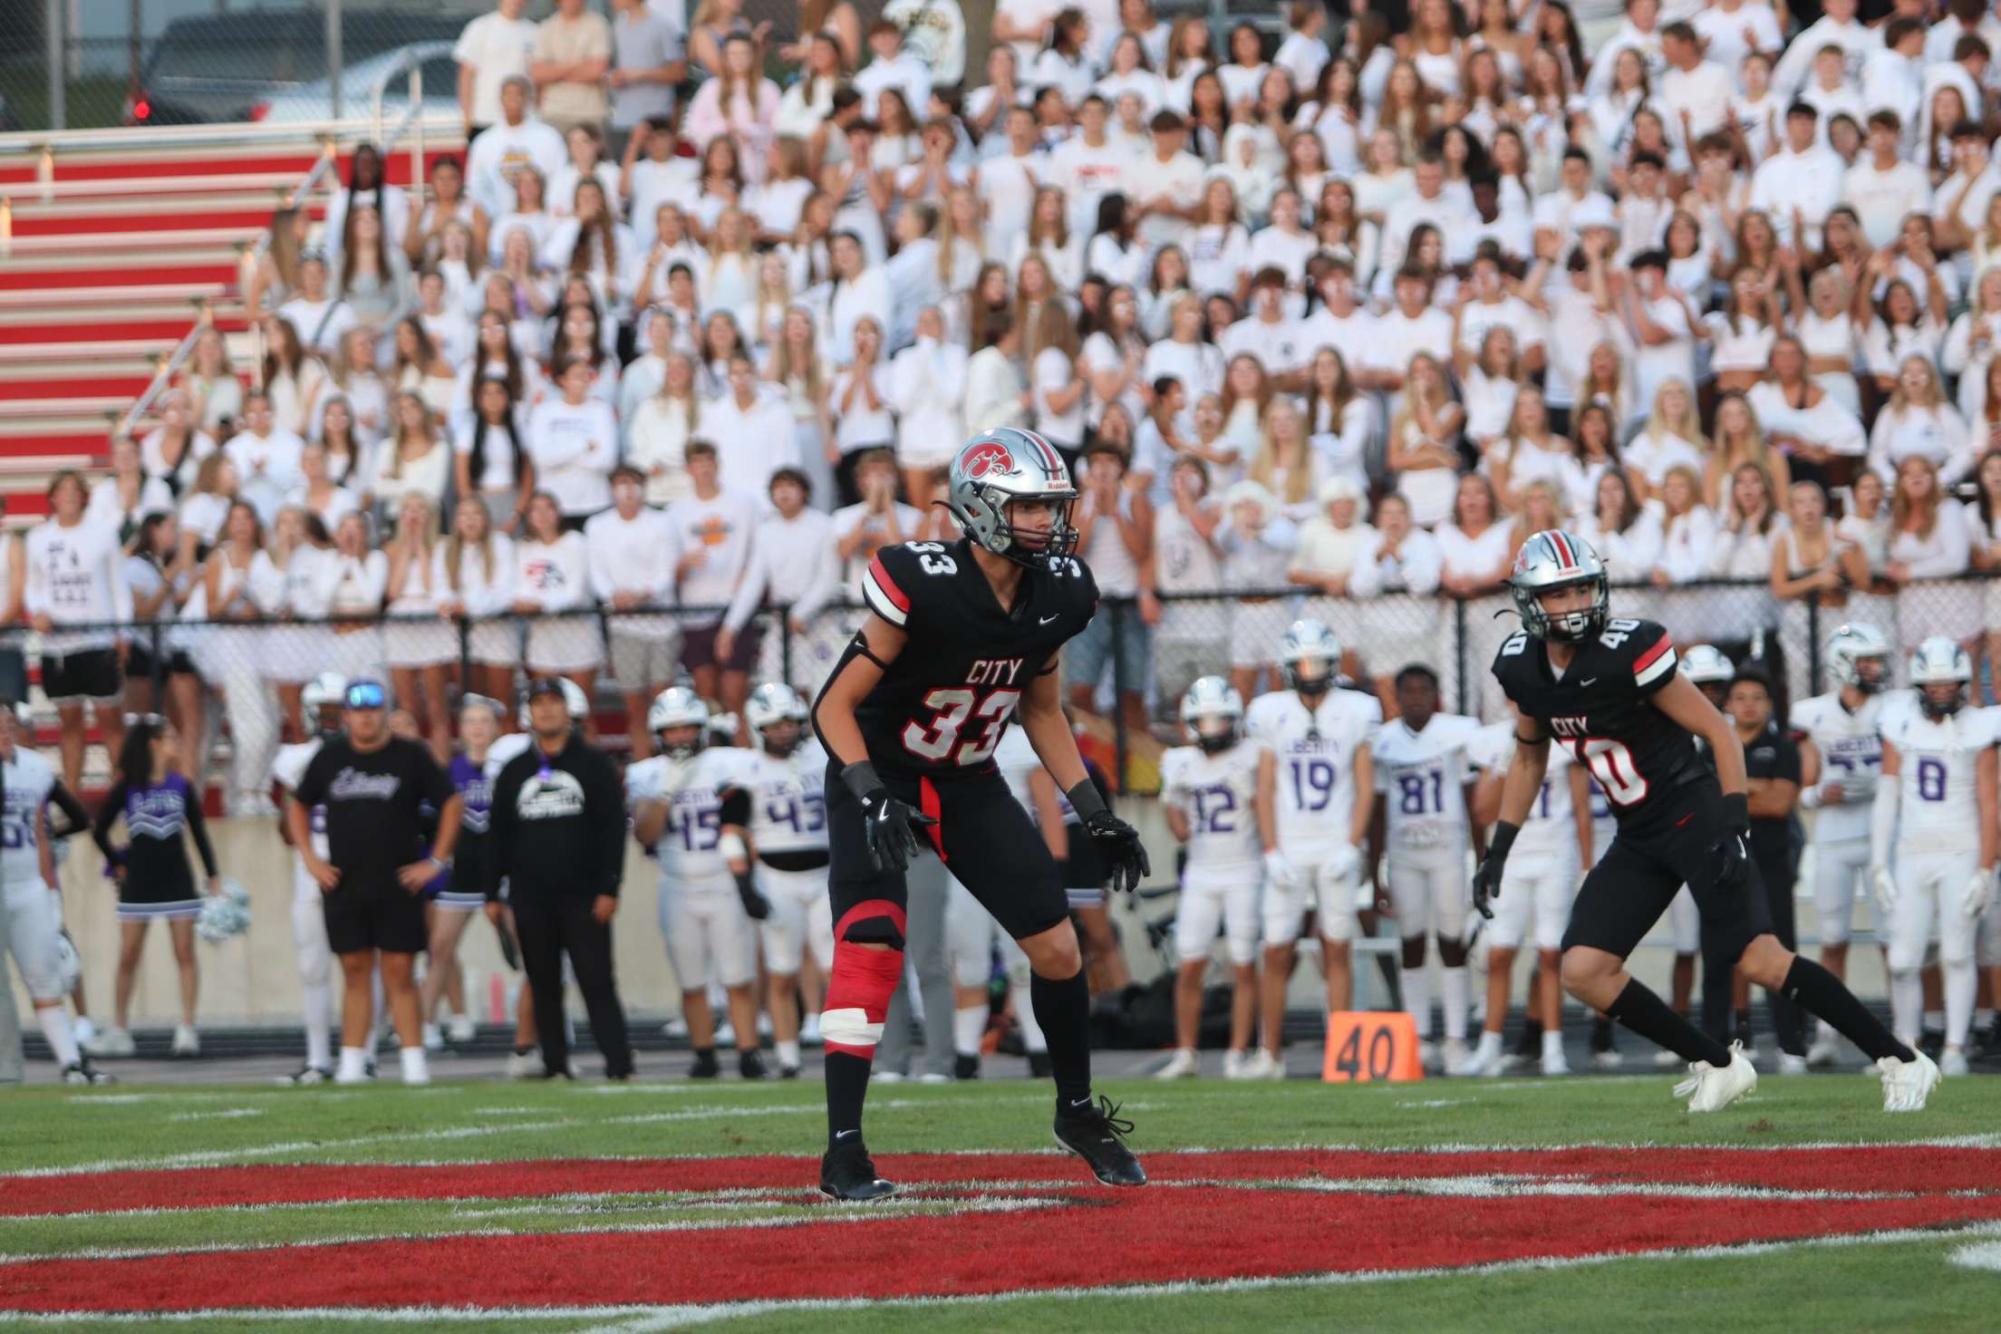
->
xmin=127 ymin=13 xmax=467 ymax=126
xmin=260 ymin=43 xmax=460 ymax=126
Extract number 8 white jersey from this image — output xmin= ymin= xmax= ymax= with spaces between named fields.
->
xmin=1882 ymin=702 xmax=2001 ymax=855
xmin=1370 ymin=714 xmax=1481 ymax=853
xmin=1161 ymin=742 xmax=1264 ymax=873
xmin=1244 ymin=688 xmax=1381 ymax=856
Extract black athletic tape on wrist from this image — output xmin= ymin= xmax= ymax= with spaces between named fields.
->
xmin=841 ymin=759 xmax=886 ymax=803
xmin=1721 ymin=792 xmax=1749 ymax=832
xmin=1065 ymin=779 xmax=1107 ymax=822
xmin=1488 ymin=820 xmax=1520 ymax=862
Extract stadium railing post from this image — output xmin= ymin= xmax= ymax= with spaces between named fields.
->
xmin=147 ymin=621 xmax=165 ymax=700
xmin=780 ymin=605 xmax=795 ymax=692
xmin=1109 ymin=597 xmax=1130 ymax=792
xmin=1453 ymin=596 xmax=1470 ymax=716
xmin=1805 ymin=592 xmax=1822 ymax=696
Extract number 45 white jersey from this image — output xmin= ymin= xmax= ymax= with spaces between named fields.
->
xmin=627 ymin=748 xmax=749 ymax=885
xmin=1882 ymin=703 xmax=2001 ymax=855
xmin=1371 ymin=714 xmax=1481 ymax=853
xmin=1244 ymin=688 xmax=1380 ymax=855
xmin=1161 ymin=742 xmax=1264 ymax=873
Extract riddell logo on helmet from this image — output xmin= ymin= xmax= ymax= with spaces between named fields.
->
xmin=962 ymin=441 xmax=1015 ymax=479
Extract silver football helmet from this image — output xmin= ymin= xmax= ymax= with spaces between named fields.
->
xmin=648 ymin=685 xmax=711 ymax=757
xmin=1279 ymin=619 xmax=1341 ymax=695
xmin=303 ymin=672 xmax=348 ymax=733
xmin=1678 ymin=643 xmax=1736 ymax=686
xmin=1507 ymin=529 xmax=1609 ymax=643
xmin=518 ymin=677 xmax=589 ymax=728
xmin=745 ymin=682 xmax=809 ymax=755
xmin=1909 ymin=636 xmax=1971 ymax=719
xmin=1827 ymin=622 xmax=1891 ymax=694
xmin=1181 ymin=676 xmax=1245 ymax=754
xmin=946 ymin=426 xmax=1079 ymax=569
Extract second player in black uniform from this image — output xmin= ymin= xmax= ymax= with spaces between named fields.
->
xmin=811 ymin=427 xmax=1150 ymax=1199
xmin=1478 ymin=529 xmax=1938 ymax=1113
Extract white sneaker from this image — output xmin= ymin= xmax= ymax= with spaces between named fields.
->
xmin=1222 ymin=1048 xmax=1251 ymax=1080
xmin=84 ymin=1028 xmax=135 ymax=1058
xmin=714 ymin=1021 xmax=737 ymax=1048
xmin=445 ymin=1015 xmax=476 ymax=1044
xmin=1540 ymin=1048 xmax=1571 ymax=1077
xmin=1940 ymin=1046 xmax=1970 ymax=1078
xmin=334 ymin=1065 xmax=371 ymax=1086
xmin=1652 ymin=1047 xmax=1684 ymax=1069
xmin=1879 ymin=1050 xmax=1942 ymax=1112
xmin=171 ymin=1024 xmax=199 ymax=1057
xmin=661 ymin=1017 xmax=689 ymax=1039
xmin=916 ymin=1072 xmax=951 ymax=1085
xmin=1591 ymin=1048 xmax=1624 ymax=1070
xmin=870 ymin=1070 xmax=905 ymax=1084
xmin=1776 ymin=1053 xmax=1809 ymax=1076
xmin=1453 ymin=1043 xmax=1498 ymax=1077
xmin=422 ymin=1023 xmax=444 ymax=1052
xmin=1155 ymin=1048 xmax=1198 ymax=1080
xmin=1255 ymin=1048 xmax=1287 ymax=1080
xmin=504 ymin=1050 xmax=541 ymax=1079
xmin=400 ymin=1049 xmax=431 ymax=1086
xmin=1804 ymin=1035 xmax=1841 ymax=1069
xmin=800 ymin=1012 xmax=823 ymax=1046
xmin=72 ymin=1016 xmax=98 ymax=1047
xmin=1441 ymin=1037 xmax=1470 ymax=1073
xmin=1674 ymin=1042 xmax=1758 ymax=1113
xmin=1418 ymin=1040 xmax=1440 ymax=1071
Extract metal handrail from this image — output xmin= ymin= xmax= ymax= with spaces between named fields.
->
xmin=0 ymin=114 xmax=459 ymax=158
xmin=112 ymin=315 xmax=211 ymax=438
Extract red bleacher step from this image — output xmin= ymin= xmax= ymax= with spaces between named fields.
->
xmin=3 ymin=263 xmax=241 ymax=291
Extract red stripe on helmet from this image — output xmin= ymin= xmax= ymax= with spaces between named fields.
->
xmin=1547 ymin=531 xmax=1575 ymax=570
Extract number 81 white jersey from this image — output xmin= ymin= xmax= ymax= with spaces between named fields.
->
xmin=1882 ymin=702 xmax=2001 ymax=855
xmin=1161 ymin=742 xmax=1264 ymax=873
xmin=1371 ymin=714 xmax=1481 ymax=852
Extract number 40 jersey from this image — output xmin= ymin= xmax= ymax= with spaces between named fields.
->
xmin=1491 ymin=616 xmax=1710 ymax=830
xmin=835 ymin=538 xmax=1098 ymax=777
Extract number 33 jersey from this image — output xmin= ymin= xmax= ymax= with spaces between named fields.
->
xmin=1161 ymin=743 xmax=1264 ymax=873
xmin=1880 ymin=702 xmax=2001 ymax=854
xmin=1490 ymin=617 xmax=1709 ymax=828
xmin=837 ymin=538 xmax=1099 ymax=777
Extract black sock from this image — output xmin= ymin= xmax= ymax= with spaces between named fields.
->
xmin=1031 ymin=968 xmax=1094 ymax=1108
xmin=825 ymin=1050 xmax=872 ymax=1146
xmin=1607 ymin=977 xmax=1732 ymax=1067
xmin=1781 ymin=957 xmax=1914 ymax=1063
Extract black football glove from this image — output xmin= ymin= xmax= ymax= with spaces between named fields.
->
xmin=732 ymin=868 xmax=772 ymax=921
xmin=842 ymin=760 xmax=933 ymax=873
xmin=1473 ymin=821 xmax=1518 ymax=921
xmin=1068 ymin=780 xmax=1151 ymax=894
xmin=1707 ymin=792 xmax=1752 ymax=893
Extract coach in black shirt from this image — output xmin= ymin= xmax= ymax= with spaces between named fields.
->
xmin=290 ymin=680 xmax=461 ymax=1086
xmin=1728 ymin=669 xmax=1806 ymax=1066
xmin=490 ymin=679 xmax=633 ymax=1079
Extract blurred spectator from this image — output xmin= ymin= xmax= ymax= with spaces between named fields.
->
xmin=1067 ymin=442 xmax=1155 ymax=734
xmin=512 ymin=491 xmax=603 ymax=700
xmin=455 ymin=0 xmax=539 ymax=140
xmin=25 ymin=474 xmax=131 ymax=792
xmin=665 ymin=440 xmax=760 ymax=716
xmin=532 ymin=0 xmax=615 ymax=136
xmin=466 ymin=77 xmax=569 ymax=222
xmin=608 ymin=0 xmax=687 ymax=160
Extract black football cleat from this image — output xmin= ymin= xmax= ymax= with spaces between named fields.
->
xmin=688 ymin=1049 xmax=720 ymax=1079
xmin=953 ymin=1053 xmax=981 ymax=1080
xmin=739 ymin=1050 xmax=768 ymax=1080
xmin=819 ymin=1136 xmax=897 ymax=1202
xmin=1055 ymin=1094 xmax=1146 ymax=1186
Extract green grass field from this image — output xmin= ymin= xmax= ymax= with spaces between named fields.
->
xmin=1 ymin=1073 xmax=1997 ymax=1331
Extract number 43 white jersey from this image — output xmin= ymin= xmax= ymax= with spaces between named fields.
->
xmin=1244 ymin=688 xmax=1380 ymax=855
xmin=1371 ymin=714 xmax=1481 ymax=853
xmin=1161 ymin=742 xmax=1264 ymax=873
xmin=1882 ymin=703 xmax=2001 ymax=855
xmin=627 ymin=748 xmax=749 ymax=884
xmin=727 ymin=741 xmax=831 ymax=856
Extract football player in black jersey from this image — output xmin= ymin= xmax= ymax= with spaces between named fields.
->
xmin=1478 ymin=530 xmax=1939 ymax=1113
xmin=810 ymin=426 xmax=1151 ymax=1200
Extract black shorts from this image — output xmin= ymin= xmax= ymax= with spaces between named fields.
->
xmin=826 ymin=761 xmax=1071 ymax=945
xmin=680 ymin=622 xmax=759 ymax=674
xmin=40 ymin=648 xmax=120 ymax=703
xmin=124 ymin=641 xmax=198 ymax=683
xmin=323 ymin=881 xmax=430 ymax=955
xmin=1562 ymin=780 xmax=1773 ymax=962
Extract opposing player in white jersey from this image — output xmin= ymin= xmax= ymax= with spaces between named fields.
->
xmin=1464 ymin=719 xmax=1593 ymax=1075
xmin=1158 ymin=678 xmax=1274 ymax=1079
xmin=1369 ymin=664 xmax=1484 ymax=1070
xmin=1870 ymin=638 xmax=1999 ymax=1077
xmin=719 ymin=683 xmax=831 ymax=1079
xmin=0 ymin=707 xmax=106 ymax=1082
xmin=1244 ymin=620 xmax=1379 ymax=1079
xmin=629 ymin=685 xmax=767 ymax=1079
xmin=1791 ymin=622 xmax=1900 ymax=1066
xmin=268 ymin=672 xmax=347 ymax=1085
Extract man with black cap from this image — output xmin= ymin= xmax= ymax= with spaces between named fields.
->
xmin=489 ymin=677 xmax=633 ymax=1079
xmin=289 ymin=680 xmax=461 ymax=1086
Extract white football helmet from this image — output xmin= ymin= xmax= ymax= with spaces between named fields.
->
xmin=1909 ymin=636 xmax=1971 ymax=719
xmin=1826 ymin=622 xmax=1891 ymax=694
xmin=745 ymin=682 xmax=809 ymax=755
xmin=1279 ymin=619 xmax=1341 ymax=695
xmin=1679 ymin=643 xmax=1735 ymax=686
xmin=1181 ymin=676 xmax=1244 ymax=754
xmin=302 ymin=672 xmax=348 ymax=733
xmin=519 ymin=677 xmax=589 ymax=728
xmin=648 ymin=685 xmax=711 ymax=757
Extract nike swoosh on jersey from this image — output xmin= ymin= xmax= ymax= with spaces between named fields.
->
xmin=1039 ymin=614 xmax=1060 ymax=625
xmin=1579 ymin=677 xmax=1598 ymax=686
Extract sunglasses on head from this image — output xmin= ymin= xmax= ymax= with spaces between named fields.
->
xmin=345 ymin=683 xmax=388 ymax=710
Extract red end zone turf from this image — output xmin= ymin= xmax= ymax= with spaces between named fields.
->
xmin=4 ymin=1147 xmax=2000 ymax=1314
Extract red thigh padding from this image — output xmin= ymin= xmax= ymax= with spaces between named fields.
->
xmin=820 ymin=942 xmax=906 ymax=1058
xmin=833 ymin=898 xmax=909 ymax=944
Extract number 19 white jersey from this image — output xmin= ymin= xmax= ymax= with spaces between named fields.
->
xmin=1244 ymin=688 xmax=1381 ymax=856
xmin=1467 ymin=720 xmax=1578 ymax=860
xmin=1882 ymin=703 xmax=2001 ymax=855
xmin=1371 ymin=714 xmax=1480 ymax=854
xmin=1790 ymin=690 xmax=1901 ymax=845
xmin=627 ymin=748 xmax=748 ymax=885
xmin=1161 ymin=742 xmax=1263 ymax=873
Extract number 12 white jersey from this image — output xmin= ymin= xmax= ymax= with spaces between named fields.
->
xmin=1882 ymin=702 xmax=2001 ymax=855
xmin=1161 ymin=742 xmax=1264 ymax=873
xmin=1244 ymin=688 xmax=1381 ymax=856
xmin=1371 ymin=714 xmax=1481 ymax=853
